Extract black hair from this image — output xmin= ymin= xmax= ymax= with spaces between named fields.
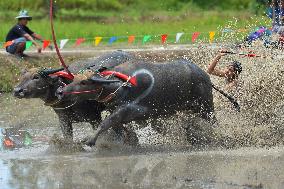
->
xmin=230 ymin=61 xmax=242 ymax=75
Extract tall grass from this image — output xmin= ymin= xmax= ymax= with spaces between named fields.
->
xmin=1 ymin=11 xmax=270 ymax=44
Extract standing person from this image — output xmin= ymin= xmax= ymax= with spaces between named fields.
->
xmin=5 ymin=10 xmax=43 ymax=58
xmin=207 ymin=50 xmax=242 ymax=91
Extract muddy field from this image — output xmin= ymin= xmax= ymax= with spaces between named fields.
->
xmin=0 ymin=45 xmax=284 ymax=188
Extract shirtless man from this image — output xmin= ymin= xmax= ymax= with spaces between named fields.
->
xmin=207 ymin=50 xmax=242 ymax=91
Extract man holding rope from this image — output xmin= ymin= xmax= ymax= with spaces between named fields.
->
xmin=207 ymin=49 xmax=242 ymax=91
xmin=5 ymin=10 xmax=43 ymax=58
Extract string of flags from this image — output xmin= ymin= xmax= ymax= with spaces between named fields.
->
xmin=2 ymin=28 xmax=250 ymax=50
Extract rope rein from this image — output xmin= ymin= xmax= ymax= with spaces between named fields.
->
xmin=49 ymin=0 xmax=73 ymax=78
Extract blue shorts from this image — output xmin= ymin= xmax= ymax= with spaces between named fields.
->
xmin=6 ymin=37 xmax=26 ymax=54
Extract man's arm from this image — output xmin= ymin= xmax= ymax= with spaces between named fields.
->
xmin=207 ymin=51 xmax=226 ymax=77
xmin=32 ymin=33 xmax=43 ymax=41
xmin=23 ymin=33 xmax=42 ymax=53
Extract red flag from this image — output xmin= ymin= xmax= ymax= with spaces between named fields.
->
xmin=192 ymin=32 xmax=200 ymax=43
xmin=128 ymin=35 xmax=135 ymax=44
xmin=75 ymin=38 xmax=85 ymax=46
xmin=42 ymin=40 xmax=50 ymax=50
xmin=161 ymin=34 xmax=168 ymax=44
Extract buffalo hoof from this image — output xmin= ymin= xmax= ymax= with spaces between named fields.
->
xmin=47 ymin=134 xmax=85 ymax=153
xmin=80 ymin=136 xmax=97 ymax=147
xmin=124 ymin=129 xmax=140 ymax=146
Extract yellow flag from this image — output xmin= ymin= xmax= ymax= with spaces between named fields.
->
xmin=94 ymin=37 xmax=102 ymax=46
xmin=209 ymin=31 xmax=215 ymax=43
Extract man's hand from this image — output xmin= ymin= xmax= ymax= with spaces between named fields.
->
xmin=218 ymin=49 xmax=229 ymax=56
xmin=35 ymin=43 xmax=42 ymax=53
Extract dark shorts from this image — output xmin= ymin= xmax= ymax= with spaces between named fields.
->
xmin=6 ymin=37 xmax=26 ymax=54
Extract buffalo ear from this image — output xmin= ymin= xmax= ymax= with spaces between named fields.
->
xmin=20 ymin=68 xmax=28 ymax=75
xmin=97 ymin=66 xmax=107 ymax=72
xmin=49 ymin=75 xmax=59 ymax=84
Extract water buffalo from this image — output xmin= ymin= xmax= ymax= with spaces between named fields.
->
xmin=13 ymin=50 xmax=138 ymax=143
xmin=57 ymin=59 xmax=217 ymax=146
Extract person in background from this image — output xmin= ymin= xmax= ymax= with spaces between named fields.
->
xmin=5 ymin=10 xmax=42 ymax=58
xmin=207 ymin=50 xmax=242 ymax=91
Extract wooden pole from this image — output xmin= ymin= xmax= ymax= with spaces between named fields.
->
xmin=272 ymin=0 xmax=276 ymax=26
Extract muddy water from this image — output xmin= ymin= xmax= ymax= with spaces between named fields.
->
xmin=1 ymin=46 xmax=284 ymax=189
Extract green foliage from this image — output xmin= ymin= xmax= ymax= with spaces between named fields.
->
xmin=0 ymin=0 xmax=266 ymax=13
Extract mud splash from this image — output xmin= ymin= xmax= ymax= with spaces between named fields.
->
xmin=0 ymin=46 xmax=284 ymax=188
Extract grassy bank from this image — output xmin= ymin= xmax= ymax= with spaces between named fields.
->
xmin=1 ymin=11 xmax=270 ymax=45
xmin=0 ymin=0 xmax=270 ymax=44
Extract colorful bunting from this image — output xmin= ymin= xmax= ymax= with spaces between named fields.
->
xmin=60 ymin=39 xmax=69 ymax=49
xmin=192 ymin=32 xmax=200 ymax=43
xmin=175 ymin=33 xmax=184 ymax=43
xmin=209 ymin=31 xmax=215 ymax=43
xmin=94 ymin=37 xmax=102 ymax=46
xmin=42 ymin=40 xmax=50 ymax=50
xmin=1 ymin=28 xmax=258 ymax=50
xmin=161 ymin=34 xmax=168 ymax=44
xmin=25 ymin=41 xmax=32 ymax=50
xmin=109 ymin=36 xmax=117 ymax=44
xmin=75 ymin=38 xmax=85 ymax=46
xmin=142 ymin=35 xmax=151 ymax=44
xmin=128 ymin=35 xmax=135 ymax=44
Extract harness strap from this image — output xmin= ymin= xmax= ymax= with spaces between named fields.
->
xmin=100 ymin=71 xmax=137 ymax=86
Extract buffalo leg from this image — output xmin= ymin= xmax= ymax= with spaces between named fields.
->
xmin=59 ymin=116 xmax=73 ymax=140
xmin=85 ymin=104 xmax=146 ymax=147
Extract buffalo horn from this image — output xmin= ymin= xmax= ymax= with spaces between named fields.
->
xmin=90 ymin=77 xmax=121 ymax=84
xmin=39 ymin=68 xmax=64 ymax=77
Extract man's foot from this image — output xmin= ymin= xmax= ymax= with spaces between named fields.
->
xmin=14 ymin=53 xmax=29 ymax=60
xmin=14 ymin=53 xmax=24 ymax=60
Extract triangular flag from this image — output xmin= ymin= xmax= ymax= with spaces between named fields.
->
xmin=24 ymin=133 xmax=32 ymax=146
xmin=3 ymin=41 xmax=13 ymax=48
xmin=75 ymin=38 xmax=85 ymax=46
xmin=192 ymin=32 xmax=200 ymax=43
xmin=42 ymin=40 xmax=50 ymax=50
xmin=109 ymin=36 xmax=117 ymax=44
xmin=94 ymin=37 xmax=102 ymax=46
xmin=25 ymin=41 xmax=32 ymax=50
xmin=60 ymin=39 xmax=69 ymax=49
xmin=209 ymin=31 xmax=215 ymax=43
xmin=161 ymin=34 xmax=168 ymax=44
xmin=142 ymin=35 xmax=151 ymax=44
xmin=175 ymin=33 xmax=184 ymax=43
xmin=128 ymin=35 xmax=135 ymax=44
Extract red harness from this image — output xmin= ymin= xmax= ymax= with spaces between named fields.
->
xmin=100 ymin=71 xmax=137 ymax=86
xmin=49 ymin=71 xmax=74 ymax=80
xmin=49 ymin=70 xmax=137 ymax=86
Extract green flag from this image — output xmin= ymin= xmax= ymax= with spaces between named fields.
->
xmin=25 ymin=41 xmax=33 ymax=50
xmin=142 ymin=35 xmax=151 ymax=44
xmin=24 ymin=132 xmax=32 ymax=146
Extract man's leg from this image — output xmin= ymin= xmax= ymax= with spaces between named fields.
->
xmin=6 ymin=37 xmax=26 ymax=57
xmin=15 ymin=42 xmax=26 ymax=56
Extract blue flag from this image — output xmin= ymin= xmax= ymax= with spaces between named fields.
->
xmin=109 ymin=36 xmax=117 ymax=44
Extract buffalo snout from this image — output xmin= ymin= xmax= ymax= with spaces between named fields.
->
xmin=55 ymin=86 xmax=64 ymax=100
xmin=13 ymin=87 xmax=26 ymax=98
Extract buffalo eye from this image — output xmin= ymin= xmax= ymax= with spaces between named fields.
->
xmin=32 ymin=74 xmax=40 ymax=80
xmin=80 ymin=80 xmax=87 ymax=85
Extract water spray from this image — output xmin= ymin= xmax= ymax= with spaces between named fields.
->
xmin=211 ymin=84 xmax=240 ymax=112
